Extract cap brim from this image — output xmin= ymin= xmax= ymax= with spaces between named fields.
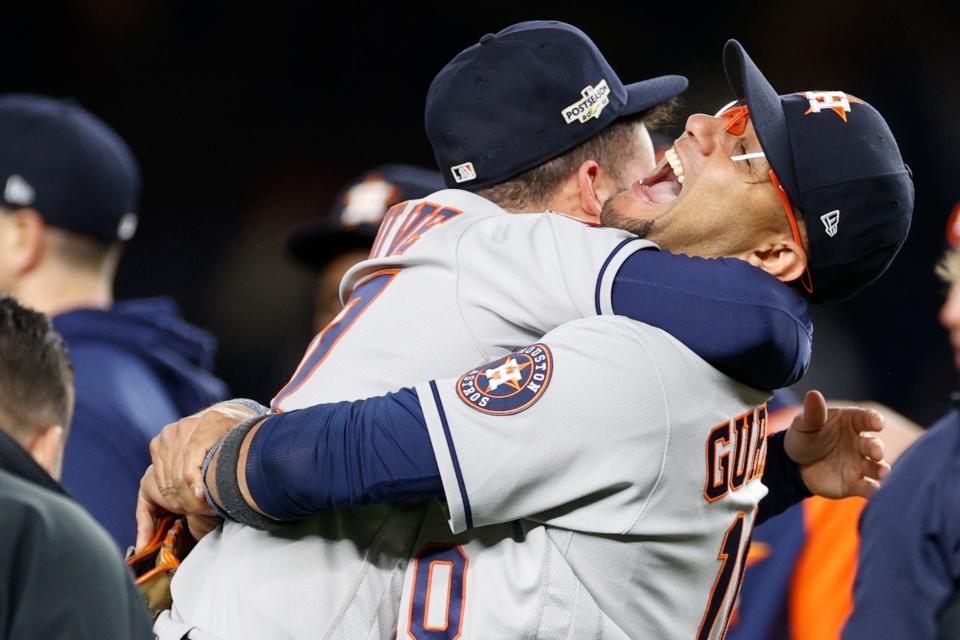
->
xmin=287 ymin=223 xmax=377 ymax=270
xmin=722 ymin=40 xmax=799 ymax=201
xmin=622 ymin=75 xmax=688 ymax=115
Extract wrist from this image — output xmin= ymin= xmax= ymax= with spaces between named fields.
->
xmin=212 ymin=415 xmax=279 ymax=530
xmin=210 ymin=398 xmax=269 ymax=421
xmin=202 ymin=439 xmax=232 ymax=522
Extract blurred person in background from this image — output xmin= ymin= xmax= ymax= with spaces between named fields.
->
xmin=286 ymin=165 xmax=444 ymax=332
xmin=843 ymin=205 xmax=960 ymax=640
xmin=0 ymin=296 xmax=152 ymax=639
xmin=0 ymin=94 xmax=227 ymax=550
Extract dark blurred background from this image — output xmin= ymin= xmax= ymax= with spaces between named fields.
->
xmin=3 ymin=0 xmax=956 ymax=423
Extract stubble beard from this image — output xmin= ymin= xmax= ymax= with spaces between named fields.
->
xmin=599 ymin=197 xmax=656 ymax=239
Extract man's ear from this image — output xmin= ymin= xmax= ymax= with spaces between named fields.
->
xmin=0 ymin=208 xmax=46 ymax=275
xmin=745 ymin=237 xmax=809 ymax=284
xmin=575 ymin=160 xmax=608 ymax=225
xmin=25 ymin=425 xmax=65 ymax=479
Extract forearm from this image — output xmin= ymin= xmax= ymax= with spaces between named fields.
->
xmin=611 ymin=250 xmax=812 ymax=390
xmin=204 ymin=389 xmax=444 ymax=527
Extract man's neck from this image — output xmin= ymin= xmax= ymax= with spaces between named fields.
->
xmin=504 ymin=201 xmax=596 ymax=224
xmin=12 ymin=267 xmax=113 ymax=317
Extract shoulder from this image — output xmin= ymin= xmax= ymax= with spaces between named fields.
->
xmin=545 ymin=316 xmax=768 ymax=411
xmin=885 ymin=411 xmax=960 ymax=484
xmin=463 ymin=208 xmax=635 ymax=243
xmin=0 ymin=469 xmax=116 ymax=553
xmin=0 ymin=470 xmax=151 ymax=637
xmin=544 ymin=316 xmax=721 ymax=377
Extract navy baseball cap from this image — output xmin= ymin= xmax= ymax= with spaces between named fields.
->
xmin=723 ymin=40 xmax=913 ymax=303
xmin=287 ymin=164 xmax=444 ymax=269
xmin=426 ymin=21 xmax=688 ymax=190
xmin=0 ymin=94 xmax=141 ymax=244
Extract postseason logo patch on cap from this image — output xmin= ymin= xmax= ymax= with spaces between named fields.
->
xmin=562 ymin=79 xmax=611 ymax=124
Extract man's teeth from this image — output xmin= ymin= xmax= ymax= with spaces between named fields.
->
xmin=665 ymin=147 xmax=685 ymax=185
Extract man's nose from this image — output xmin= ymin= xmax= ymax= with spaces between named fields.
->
xmin=683 ymin=114 xmax=722 ymax=156
xmin=940 ymin=283 xmax=960 ymax=331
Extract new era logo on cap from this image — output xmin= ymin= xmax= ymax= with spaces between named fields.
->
xmin=4 ymin=175 xmax=35 ymax=206
xmin=820 ymin=210 xmax=840 ymax=238
xmin=451 ymin=162 xmax=477 ymax=184
xmin=561 ymin=79 xmax=611 ymax=124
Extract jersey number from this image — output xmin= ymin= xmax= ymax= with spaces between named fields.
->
xmin=697 ymin=512 xmax=751 ymax=640
xmin=408 ymin=545 xmax=469 ymax=640
xmin=271 ymin=201 xmax=461 ymax=411
xmin=271 ymin=270 xmax=397 ymax=409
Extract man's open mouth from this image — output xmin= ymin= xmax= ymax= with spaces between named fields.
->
xmin=636 ymin=146 xmax=684 ymax=204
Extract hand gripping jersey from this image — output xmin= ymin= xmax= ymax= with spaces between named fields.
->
xmin=159 ymin=189 xmax=805 ymax=640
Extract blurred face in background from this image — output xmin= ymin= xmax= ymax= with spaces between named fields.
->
xmin=938 ymin=249 xmax=960 ymax=369
xmin=314 ymin=249 xmax=369 ymax=333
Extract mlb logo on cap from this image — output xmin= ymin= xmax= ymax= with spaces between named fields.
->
xmin=451 ymin=162 xmax=477 ymax=184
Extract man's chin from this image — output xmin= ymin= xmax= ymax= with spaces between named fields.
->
xmin=599 ymin=196 xmax=663 ymax=238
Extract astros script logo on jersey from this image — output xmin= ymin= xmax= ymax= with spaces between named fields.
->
xmin=457 ymin=344 xmax=553 ymax=415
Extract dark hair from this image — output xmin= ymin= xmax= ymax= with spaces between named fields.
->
xmin=476 ymin=98 xmax=681 ymax=210
xmin=0 ymin=296 xmax=74 ymax=441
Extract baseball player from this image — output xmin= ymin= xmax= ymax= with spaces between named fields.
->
xmin=146 ymin=30 xmax=904 ymax=637
xmin=287 ymin=165 xmax=444 ymax=332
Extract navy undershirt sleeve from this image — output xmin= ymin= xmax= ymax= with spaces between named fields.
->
xmin=610 ymin=249 xmax=812 ymax=390
xmin=244 ymin=387 xmax=442 ymax=520
xmin=243 ymin=386 xmax=812 ymax=525
xmin=755 ymin=430 xmax=812 ymax=525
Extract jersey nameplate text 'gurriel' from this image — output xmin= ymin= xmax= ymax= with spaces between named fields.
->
xmin=704 ymin=404 xmax=769 ymax=502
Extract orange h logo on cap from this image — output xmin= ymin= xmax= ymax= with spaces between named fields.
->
xmin=802 ymin=91 xmax=865 ymax=123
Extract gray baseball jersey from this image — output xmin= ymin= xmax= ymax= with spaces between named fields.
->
xmin=160 ymin=189 xmax=654 ymax=639
xmin=409 ymin=315 xmax=769 ymax=639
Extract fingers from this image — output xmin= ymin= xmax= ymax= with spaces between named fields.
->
xmin=849 ymin=475 xmax=882 ymax=499
xmin=849 ymin=434 xmax=890 ymax=499
xmin=135 ymin=465 xmax=167 ymax=551
xmin=859 ymin=408 xmax=885 ymax=433
xmin=163 ymin=419 xmax=194 ymax=504
xmin=795 ymin=390 xmax=828 ymax=433
xmin=859 ymin=455 xmax=891 ymax=482
xmin=857 ymin=432 xmax=886 ymax=462
xmin=182 ymin=421 xmax=225 ymax=504
xmin=135 ymin=494 xmax=158 ymax=552
xmin=147 ymin=406 xmax=245 ymax=516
